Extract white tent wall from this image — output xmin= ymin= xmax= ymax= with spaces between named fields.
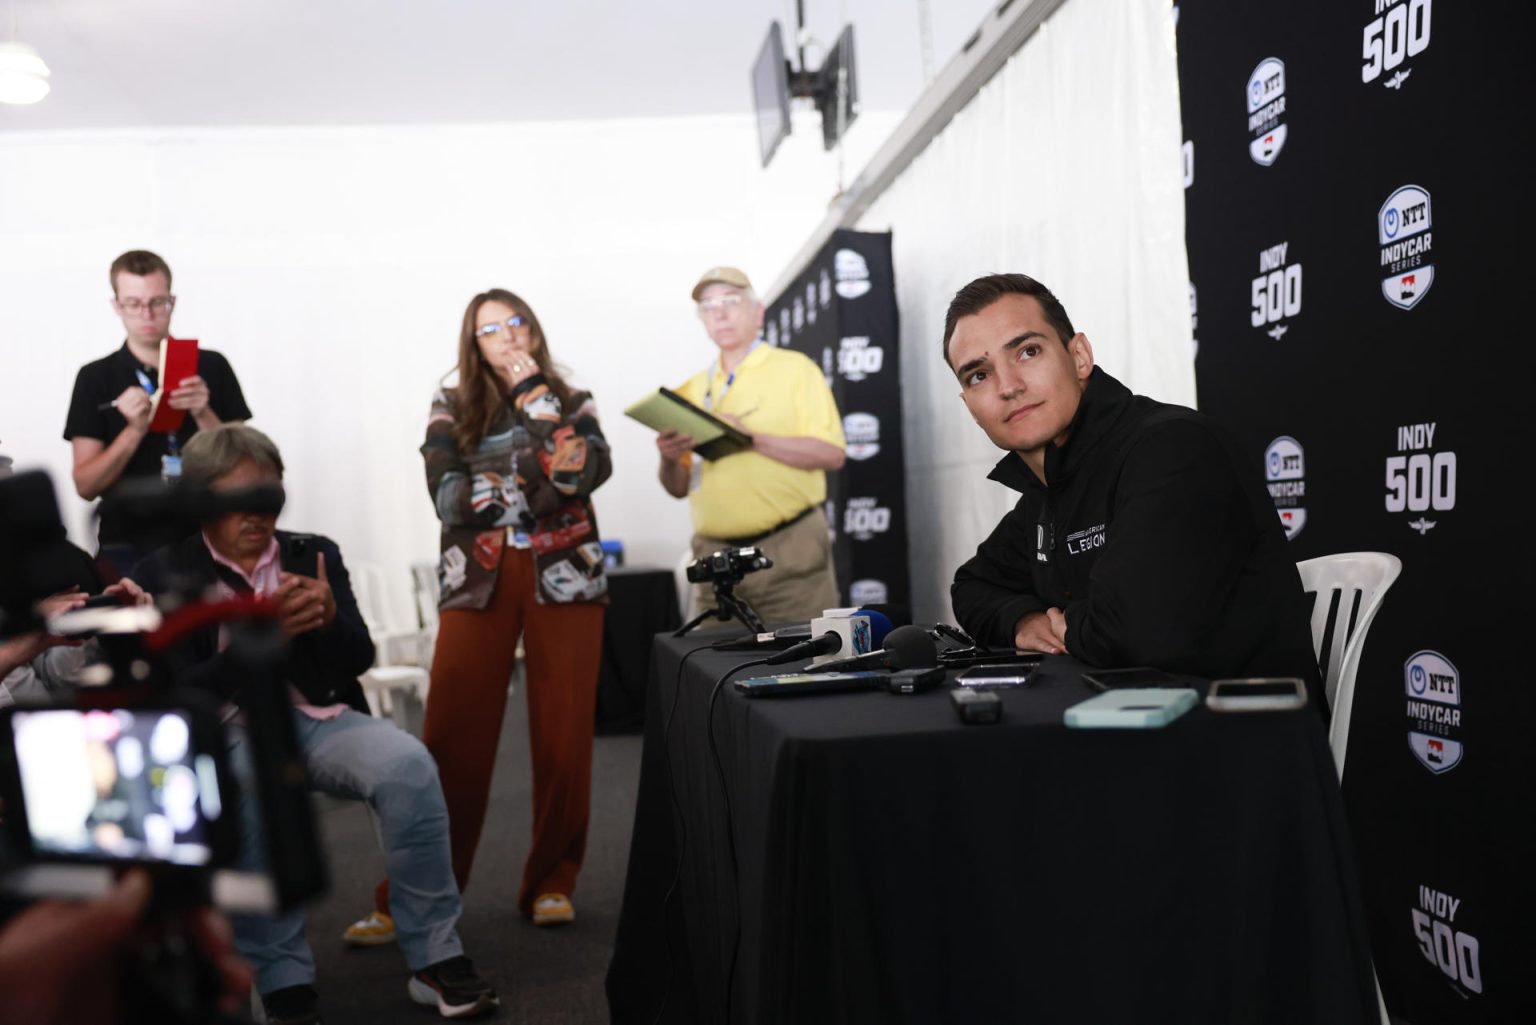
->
xmin=851 ymin=0 xmax=1193 ymax=625
xmin=0 ymin=111 xmax=900 ymax=628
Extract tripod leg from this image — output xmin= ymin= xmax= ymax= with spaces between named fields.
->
xmin=721 ymin=594 xmax=767 ymax=635
xmin=673 ymin=608 xmax=717 ymax=637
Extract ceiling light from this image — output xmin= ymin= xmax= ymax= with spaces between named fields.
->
xmin=0 ymin=40 xmax=50 ymax=104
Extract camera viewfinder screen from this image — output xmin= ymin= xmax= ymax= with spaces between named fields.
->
xmin=11 ymin=708 xmax=222 ymax=864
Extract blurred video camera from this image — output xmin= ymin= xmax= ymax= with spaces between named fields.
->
xmin=684 ymin=545 xmax=773 ymax=587
xmin=0 ymin=469 xmax=326 ymax=918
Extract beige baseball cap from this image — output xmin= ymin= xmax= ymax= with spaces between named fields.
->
xmin=691 ymin=265 xmax=753 ymax=301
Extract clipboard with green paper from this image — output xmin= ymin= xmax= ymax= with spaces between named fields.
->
xmin=624 ymin=387 xmax=754 ymax=461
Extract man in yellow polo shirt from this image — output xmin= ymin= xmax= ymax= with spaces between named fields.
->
xmin=656 ymin=265 xmax=846 ymax=627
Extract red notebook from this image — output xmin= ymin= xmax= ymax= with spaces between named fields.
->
xmin=147 ymin=336 xmax=199 ymax=434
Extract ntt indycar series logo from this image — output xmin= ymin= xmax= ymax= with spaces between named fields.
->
xmin=1246 ymin=57 xmax=1287 ymax=166
xmin=843 ymin=413 xmax=880 ymax=461
xmin=1265 ymin=436 xmax=1306 ymax=540
xmin=1379 ymin=184 xmax=1434 ymax=309
xmin=1405 ymin=650 xmax=1462 ymax=774
xmin=834 ymin=249 xmax=871 ymax=299
xmin=850 ymin=579 xmax=889 ymax=605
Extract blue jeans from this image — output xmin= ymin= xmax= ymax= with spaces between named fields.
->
xmin=229 ymin=709 xmax=464 ymax=995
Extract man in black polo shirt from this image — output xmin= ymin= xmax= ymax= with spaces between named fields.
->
xmin=63 ymin=250 xmax=251 ymax=572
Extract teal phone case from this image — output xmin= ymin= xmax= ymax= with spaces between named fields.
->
xmin=1063 ymin=687 xmax=1199 ymax=728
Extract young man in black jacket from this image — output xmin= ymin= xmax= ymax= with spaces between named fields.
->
xmin=130 ymin=424 xmax=497 ymax=1024
xmin=945 ymin=274 xmax=1321 ymax=704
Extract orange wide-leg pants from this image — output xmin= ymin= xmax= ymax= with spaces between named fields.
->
xmin=377 ymin=546 xmax=604 ymax=916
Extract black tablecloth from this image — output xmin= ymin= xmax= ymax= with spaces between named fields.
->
xmin=606 ymin=634 xmax=1379 ymax=1025
xmin=595 ymin=568 xmax=681 ymax=734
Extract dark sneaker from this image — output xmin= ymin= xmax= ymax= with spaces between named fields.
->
xmin=262 ymin=984 xmax=322 ymax=1025
xmin=408 ymin=955 xmax=499 ymax=1019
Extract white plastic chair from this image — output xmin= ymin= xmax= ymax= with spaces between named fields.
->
xmin=409 ymin=560 xmax=441 ymax=666
xmin=1297 ymin=552 xmax=1400 ymax=1025
xmin=1295 ymin=552 xmax=1402 ymax=778
xmin=350 ymin=560 xmax=431 ymax=732
xmin=674 ymin=548 xmax=697 ymax=623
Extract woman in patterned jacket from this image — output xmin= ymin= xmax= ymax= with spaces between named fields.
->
xmin=357 ymin=288 xmax=611 ymax=940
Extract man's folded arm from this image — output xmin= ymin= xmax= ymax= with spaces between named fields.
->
xmin=951 ymin=503 xmax=1049 ymax=647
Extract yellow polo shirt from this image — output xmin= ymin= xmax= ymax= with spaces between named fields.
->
xmin=675 ymin=343 xmax=845 ymax=539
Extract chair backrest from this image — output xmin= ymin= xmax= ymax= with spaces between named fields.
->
xmin=674 ymin=548 xmax=696 ymax=622
xmin=1295 ymin=551 xmax=1402 ymax=777
xmin=348 ymin=559 xmax=389 ymax=639
xmin=410 ymin=561 xmax=440 ymax=630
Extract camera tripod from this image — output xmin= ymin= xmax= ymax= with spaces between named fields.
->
xmin=674 ymin=578 xmax=768 ymax=637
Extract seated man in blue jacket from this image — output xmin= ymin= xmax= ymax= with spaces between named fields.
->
xmin=945 ymin=274 xmax=1321 ymax=705
xmin=130 ymin=424 xmax=497 ymax=1024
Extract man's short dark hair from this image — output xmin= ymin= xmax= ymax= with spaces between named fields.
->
xmin=942 ymin=273 xmax=1077 ymax=368
xmin=109 ymin=250 xmax=173 ymax=295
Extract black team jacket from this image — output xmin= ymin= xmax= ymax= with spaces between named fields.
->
xmin=130 ymin=530 xmax=372 ymax=713
xmin=951 ymin=368 xmax=1323 ymax=709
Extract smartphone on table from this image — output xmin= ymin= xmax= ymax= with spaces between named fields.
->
xmin=1205 ymin=677 xmax=1308 ymax=712
xmin=1080 ymin=666 xmax=1177 ymax=692
xmin=955 ymin=663 xmax=1036 ymax=690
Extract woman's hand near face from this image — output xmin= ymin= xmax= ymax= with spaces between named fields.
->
xmin=498 ymin=353 xmax=541 ymax=389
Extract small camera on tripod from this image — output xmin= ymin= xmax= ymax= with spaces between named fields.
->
xmin=676 ymin=546 xmax=774 ymax=636
xmin=684 ymin=546 xmax=773 ymax=586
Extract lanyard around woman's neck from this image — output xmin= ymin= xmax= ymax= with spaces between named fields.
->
xmin=703 ymin=338 xmax=761 ymax=412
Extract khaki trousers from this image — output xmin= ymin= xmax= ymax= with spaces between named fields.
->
xmin=690 ymin=508 xmax=840 ymax=631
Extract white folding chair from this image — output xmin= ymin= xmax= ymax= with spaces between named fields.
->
xmin=1295 ymin=551 xmax=1402 ymax=778
xmin=350 ymin=560 xmax=431 ymax=733
xmin=410 ymin=560 xmax=441 ymax=667
xmin=1296 ymin=551 xmax=1401 ymax=1025
xmin=675 ymin=548 xmax=697 ymax=623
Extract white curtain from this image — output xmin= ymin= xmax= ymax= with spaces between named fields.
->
xmin=0 ymin=111 xmax=899 ymax=627
xmin=855 ymin=0 xmax=1192 ymax=625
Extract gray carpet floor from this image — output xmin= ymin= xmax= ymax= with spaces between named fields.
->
xmin=299 ymin=677 xmax=642 ymax=1025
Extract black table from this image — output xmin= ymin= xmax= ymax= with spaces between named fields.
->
xmin=607 ymin=634 xmax=1379 ymax=1025
xmin=595 ymin=567 xmax=681 ymax=734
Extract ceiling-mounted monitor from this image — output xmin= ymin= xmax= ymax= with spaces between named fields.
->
xmin=815 ymin=24 xmax=858 ymax=150
xmin=751 ymin=21 xmax=792 ymax=168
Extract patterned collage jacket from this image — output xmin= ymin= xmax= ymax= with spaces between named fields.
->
xmin=422 ymin=375 xmax=612 ymax=610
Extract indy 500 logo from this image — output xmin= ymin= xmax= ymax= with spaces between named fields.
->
xmin=1411 ymin=885 xmax=1483 ymax=996
xmin=1379 ymin=184 xmax=1434 ymax=309
xmin=1363 ymin=0 xmax=1432 ymax=90
xmin=837 ymin=336 xmax=885 ymax=381
xmin=843 ymin=497 xmax=891 ymax=542
xmin=1250 ymin=241 xmax=1301 ymax=340
xmin=1246 ymin=57 xmax=1287 ymax=166
xmin=1386 ymin=421 xmax=1454 ymax=535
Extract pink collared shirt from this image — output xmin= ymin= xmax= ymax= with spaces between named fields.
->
xmin=203 ymin=533 xmax=347 ymax=721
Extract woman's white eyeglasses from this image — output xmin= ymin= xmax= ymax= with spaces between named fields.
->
xmin=476 ymin=315 xmax=529 ymax=338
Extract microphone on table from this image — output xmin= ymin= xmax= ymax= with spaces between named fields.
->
xmin=800 ymin=624 xmax=938 ymax=674
xmin=762 ymin=629 xmax=847 ymax=665
xmin=714 ymin=607 xmax=893 ymax=653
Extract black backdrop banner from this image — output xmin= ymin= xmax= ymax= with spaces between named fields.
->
xmin=1174 ymin=2 xmax=1533 ymax=1022
xmin=764 ymin=229 xmax=909 ymax=612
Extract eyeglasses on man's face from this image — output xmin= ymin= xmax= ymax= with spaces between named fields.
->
xmin=475 ymin=315 xmax=529 ymax=339
xmin=115 ymin=296 xmax=176 ymax=315
xmin=696 ymin=293 xmax=748 ymax=316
